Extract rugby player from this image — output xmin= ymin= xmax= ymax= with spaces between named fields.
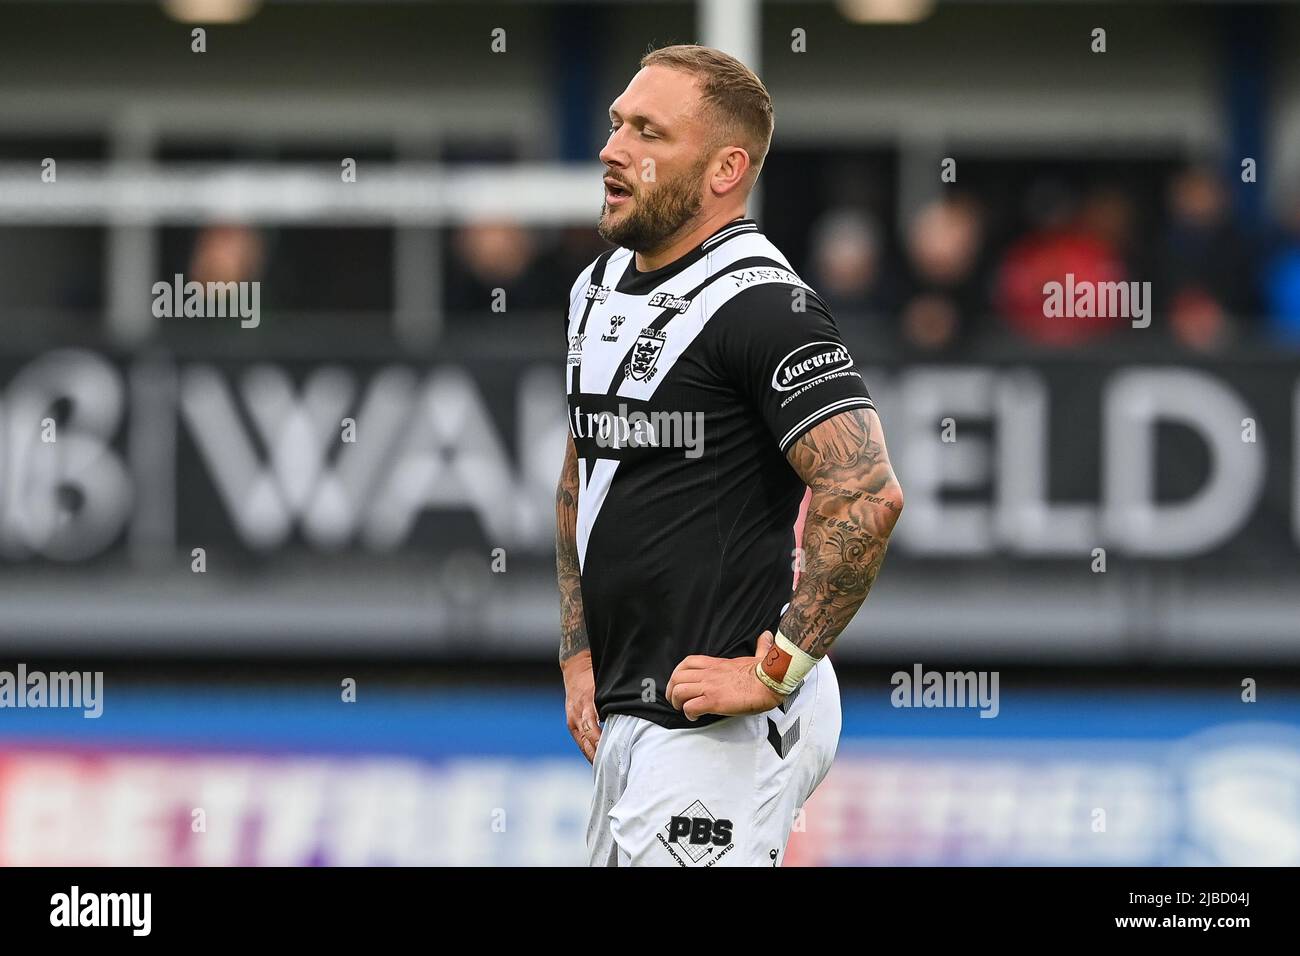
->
xmin=557 ymin=44 xmax=904 ymax=867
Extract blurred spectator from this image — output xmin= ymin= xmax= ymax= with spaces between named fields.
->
xmin=995 ymin=179 xmax=1128 ymax=349
xmin=1080 ymin=185 xmax=1139 ymax=268
xmin=809 ymin=208 xmax=881 ymax=308
xmin=1159 ymin=165 xmax=1255 ymax=352
xmin=446 ymin=220 xmax=567 ymax=313
xmin=881 ymin=195 xmax=986 ymax=357
xmin=189 ymin=223 xmax=266 ymax=285
xmin=807 ymin=207 xmax=890 ymax=350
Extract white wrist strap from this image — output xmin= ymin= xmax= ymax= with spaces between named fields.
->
xmin=756 ymin=631 xmax=819 ymax=696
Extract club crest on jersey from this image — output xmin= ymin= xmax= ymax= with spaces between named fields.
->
xmin=647 ymin=291 xmax=692 ymax=313
xmin=585 ymin=284 xmax=611 ymax=303
xmin=625 ymin=328 xmax=667 ymax=382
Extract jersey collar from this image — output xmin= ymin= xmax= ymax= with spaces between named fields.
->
xmin=615 ymin=217 xmax=759 ymax=295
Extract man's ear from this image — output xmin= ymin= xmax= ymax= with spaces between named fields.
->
xmin=711 ymin=146 xmax=751 ymax=196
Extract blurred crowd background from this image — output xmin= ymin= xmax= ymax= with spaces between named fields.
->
xmin=447 ymin=159 xmax=1300 ymax=355
xmin=1 ymin=0 xmax=1299 ymax=866
xmin=9 ymin=0 xmax=1300 ymax=359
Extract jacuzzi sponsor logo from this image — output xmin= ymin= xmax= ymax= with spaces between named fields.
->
xmin=772 ymin=342 xmax=853 ymax=392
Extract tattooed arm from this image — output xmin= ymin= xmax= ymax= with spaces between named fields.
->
xmin=557 ymin=433 xmax=601 ymax=761
xmin=667 ymin=407 xmax=901 ymax=720
xmin=780 ymin=407 xmax=903 ymax=658
xmin=557 ymin=433 xmax=588 ymax=664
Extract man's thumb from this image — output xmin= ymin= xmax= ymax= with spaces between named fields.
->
xmin=756 ymin=629 xmax=775 ymax=658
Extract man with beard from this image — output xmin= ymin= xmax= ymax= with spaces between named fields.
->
xmin=557 ymin=44 xmax=904 ymax=867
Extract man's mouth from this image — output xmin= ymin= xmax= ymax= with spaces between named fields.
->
xmin=604 ymin=177 xmax=633 ymax=207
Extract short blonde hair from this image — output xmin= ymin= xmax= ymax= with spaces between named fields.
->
xmin=640 ymin=43 xmax=775 ymax=176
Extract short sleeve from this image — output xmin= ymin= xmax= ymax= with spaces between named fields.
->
xmin=713 ymin=282 xmax=874 ymax=455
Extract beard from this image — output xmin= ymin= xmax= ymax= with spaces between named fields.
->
xmin=597 ymin=156 xmax=709 ymax=252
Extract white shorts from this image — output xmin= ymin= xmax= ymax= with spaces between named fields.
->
xmin=586 ymin=655 xmax=841 ymax=867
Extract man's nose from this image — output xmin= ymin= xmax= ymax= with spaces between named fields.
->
xmin=599 ymin=129 xmax=627 ymax=169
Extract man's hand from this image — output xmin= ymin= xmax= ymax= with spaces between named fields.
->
xmin=562 ymin=649 xmax=602 ymax=763
xmin=666 ymin=631 xmax=784 ymax=721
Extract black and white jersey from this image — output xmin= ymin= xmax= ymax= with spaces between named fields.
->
xmin=564 ymin=218 xmax=874 ymax=730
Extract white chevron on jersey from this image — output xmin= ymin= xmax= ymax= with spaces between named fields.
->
xmin=576 ymin=456 xmax=619 ymax=570
xmin=566 ymin=233 xmax=804 ymax=400
xmin=566 ymin=248 xmax=628 ymax=396
xmin=616 ymin=250 xmax=812 ymax=403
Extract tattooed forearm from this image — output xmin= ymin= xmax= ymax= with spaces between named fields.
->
xmin=557 ymin=434 xmax=589 ymax=663
xmin=780 ymin=407 xmax=903 ymax=658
